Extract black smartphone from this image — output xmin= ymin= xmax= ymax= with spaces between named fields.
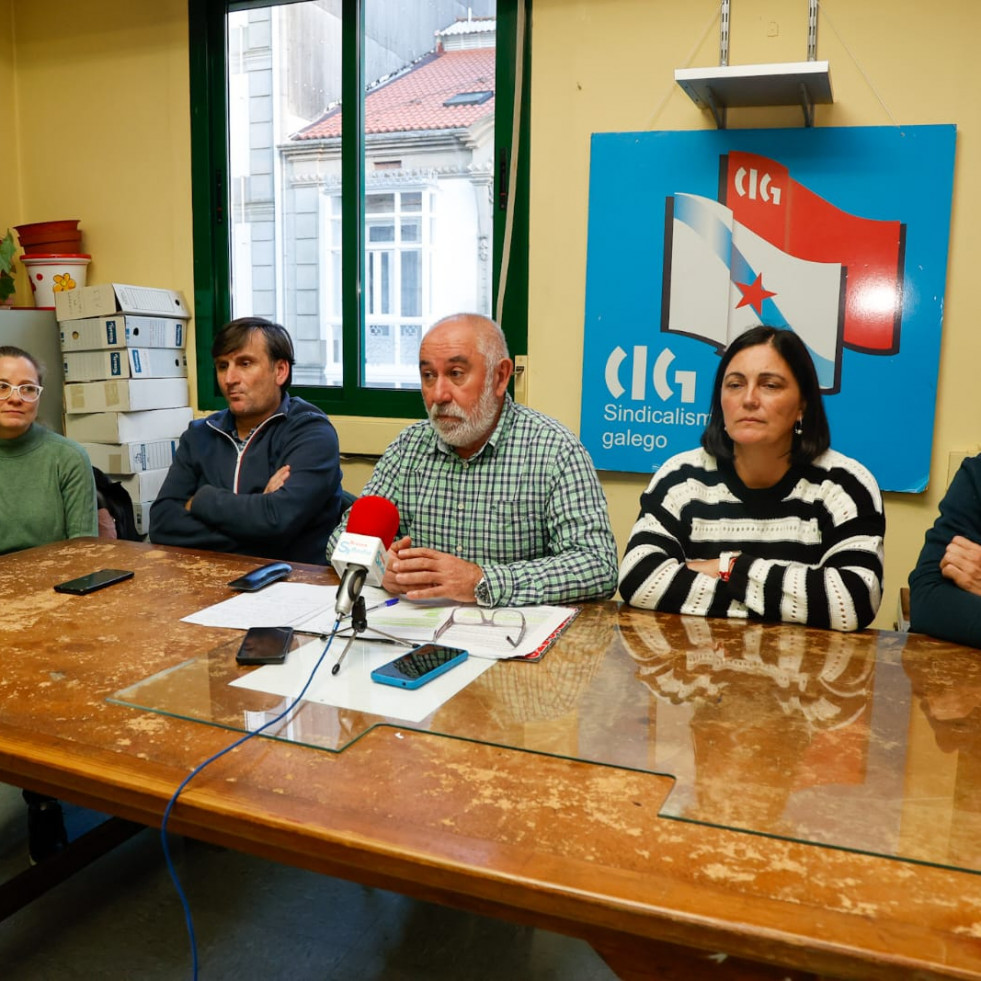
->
xmin=370 ymin=643 xmax=468 ymax=689
xmin=53 ymin=568 xmax=135 ymax=595
xmin=235 ymin=626 xmax=295 ymax=665
xmin=227 ymin=562 xmax=293 ymax=592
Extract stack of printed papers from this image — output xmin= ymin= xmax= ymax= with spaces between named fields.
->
xmin=182 ymin=583 xmax=577 ymax=661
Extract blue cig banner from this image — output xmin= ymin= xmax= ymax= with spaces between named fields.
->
xmin=581 ymin=125 xmax=956 ymax=493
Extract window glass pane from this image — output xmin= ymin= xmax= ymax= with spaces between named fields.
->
xmin=369 ymin=224 xmax=395 ymax=244
xmin=362 ymin=1 xmax=496 ymax=390
xmin=365 ymin=322 xmax=393 ymax=371
xmin=227 ymin=1 xmax=343 ymax=388
xmin=366 ymin=194 xmax=395 ymax=215
xmin=401 ymin=251 xmax=422 ymax=317
xmin=400 ymin=323 xmax=422 ymax=366
xmin=380 ymin=253 xmax=391 ymax=315
xmin=226 ymin=1 xmax=497 ymax=396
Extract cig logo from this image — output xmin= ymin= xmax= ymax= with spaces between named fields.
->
xmin=734 ymin=165 xmax=782 ymax=205
xmin=605 ymin=346 xmax=697 ymax=403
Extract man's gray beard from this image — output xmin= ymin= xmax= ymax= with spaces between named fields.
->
xmin=428 ymin=379 xmax=500 ymax=448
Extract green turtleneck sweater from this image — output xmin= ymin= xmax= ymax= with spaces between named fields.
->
xmin=0 ymin=423 xmax=97 ymax=555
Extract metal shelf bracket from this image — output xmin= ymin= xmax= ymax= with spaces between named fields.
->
xmin=674 ymin=0 xmax=831 ymax=129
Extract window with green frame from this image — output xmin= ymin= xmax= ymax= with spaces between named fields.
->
xmin=188 ymin=0 xmax=530 ymax=421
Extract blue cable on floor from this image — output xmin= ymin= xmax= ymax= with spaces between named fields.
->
xmin=160 ymin=622 xmax=341 ymax=981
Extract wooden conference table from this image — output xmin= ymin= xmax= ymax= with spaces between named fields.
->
xmin=1 ymin=537 xmax=980 ymax=980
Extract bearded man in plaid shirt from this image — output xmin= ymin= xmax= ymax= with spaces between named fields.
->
xmin=327 ymin=313 xmax=618 ymax=607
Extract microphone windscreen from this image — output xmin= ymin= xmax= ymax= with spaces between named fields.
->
xmin=347 ymin=495 xmax=400 ymax=549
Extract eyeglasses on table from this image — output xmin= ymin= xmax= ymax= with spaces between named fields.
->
xmin=433 ymin=607 xmax=527 ymax=649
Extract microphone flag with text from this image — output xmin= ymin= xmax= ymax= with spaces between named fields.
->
xmin=330 ymin=495 xmax=400 ymax=616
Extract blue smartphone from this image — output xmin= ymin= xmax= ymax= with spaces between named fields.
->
xmin=370 ymin=643 xmax=468 ymax=690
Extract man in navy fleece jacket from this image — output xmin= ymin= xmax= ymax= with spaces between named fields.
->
xmin=150 ymin=317 xmax=344 ymax=564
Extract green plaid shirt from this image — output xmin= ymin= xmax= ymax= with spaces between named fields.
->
xmin=328 ymin=397 xmax=618 ymax=606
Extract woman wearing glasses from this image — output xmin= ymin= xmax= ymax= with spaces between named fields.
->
xmin=0 ymin=346 xmax=97 ymax=864
xmin=0 ymin=345 xmax=97 ymax=554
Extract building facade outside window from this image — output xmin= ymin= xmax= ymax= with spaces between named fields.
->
xmin=219 ymin=2 xmax=502 ymax=397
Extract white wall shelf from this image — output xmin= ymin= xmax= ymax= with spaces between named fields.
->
xmin=674 ymin=60 xmax=833 ymax=128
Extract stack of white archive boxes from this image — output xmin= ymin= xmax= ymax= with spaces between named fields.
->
xmin=56 ymin=284 xmax=194 ymax=538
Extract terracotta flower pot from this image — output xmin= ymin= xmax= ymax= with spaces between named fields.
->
xmin=22 ymin=237 xmax=82 ymax=254
xmin=15 ymin=221 xmax=83 ymax=254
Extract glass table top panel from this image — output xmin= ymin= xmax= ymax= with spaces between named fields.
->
xmin=111 ymin=604 xmax=981 ymax=877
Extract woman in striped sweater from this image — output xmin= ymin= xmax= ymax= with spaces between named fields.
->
xmin=619 ymin=326 xmax=884 ymax=632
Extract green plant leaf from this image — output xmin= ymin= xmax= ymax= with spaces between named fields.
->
xmin=0 ymin=230 xmax=16 ymax=274
xmin=0 ymin=270 xmax=15 ymax=302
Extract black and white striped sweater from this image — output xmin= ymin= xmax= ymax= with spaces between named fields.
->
xmin=619 ymin=447 xmax=884 ymax=632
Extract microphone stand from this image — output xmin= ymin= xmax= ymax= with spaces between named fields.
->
xmin=331 ymin=595 xmax=414 ymax=675
xmin=334 ymin=602 xmax=414 ymax=647
xmin=331 ymin=595 xmax=366 ymax=675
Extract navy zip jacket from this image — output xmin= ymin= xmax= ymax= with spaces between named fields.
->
xmin=149 ymin=394 xmax=343 ymax=564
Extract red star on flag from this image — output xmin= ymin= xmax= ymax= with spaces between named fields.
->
xmin=734 ymin=273 xmax=777 ymax=315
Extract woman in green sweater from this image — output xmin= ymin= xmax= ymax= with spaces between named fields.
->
xmin=0 ymin=344 xmax=97 ymax=863
xmin=0 ymin=345 xmax=97 ymax=553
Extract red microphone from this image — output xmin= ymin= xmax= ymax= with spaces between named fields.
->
xmin=330 ymin=496 xmax=400 ymax=616
xmin=346 ymin=495 xmax=400 ymax=546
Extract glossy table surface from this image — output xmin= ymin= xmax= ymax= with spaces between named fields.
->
xmin=2 ymin=538 xmax=981 ymax=979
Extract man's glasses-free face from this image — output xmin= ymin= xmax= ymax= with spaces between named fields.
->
xmin=433 ymin=607 xmax=527 ymax=649
xmin=0 ymin=383 xmax=43 ymax=403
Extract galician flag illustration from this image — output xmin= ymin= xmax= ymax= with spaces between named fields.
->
xmin=724 ymin=151 xmax=905 ymax=354
xmin=664 ymin=192 xmax=845 ymax=390
xmin=662 ymin=152 xmax=905 ymax=393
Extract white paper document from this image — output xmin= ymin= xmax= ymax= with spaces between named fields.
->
xmin=230 ymin=636 xmax=493 ymax=724
xmin=184 ymin=583 xmax=576 ymax=661
xmin=181 ymin=581 xmax=377 ymax=632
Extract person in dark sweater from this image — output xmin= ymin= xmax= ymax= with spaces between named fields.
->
xmin=909 ymin=456 xmax=981 ymax=647
xmin=619 ymin=326 xmax=884 ymax=632
xmin=150 ymin=317 xmax=344 ymax=563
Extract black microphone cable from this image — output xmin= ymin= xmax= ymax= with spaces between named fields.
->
xmin=160 ymin=617 xmax=342 ymax=980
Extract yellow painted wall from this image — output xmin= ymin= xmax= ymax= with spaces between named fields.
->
xmin=6 ymin=0 xmax=980 ymax=630
xmin=10 ymin=1 xmax=191 ymax=286
xmin=528 ymin=0 xmax=979 ymax=630
xmin=0 ymin=0 xmax=22 ymax=248
xmin=5 ymin=0 xmax=195 ymax=383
